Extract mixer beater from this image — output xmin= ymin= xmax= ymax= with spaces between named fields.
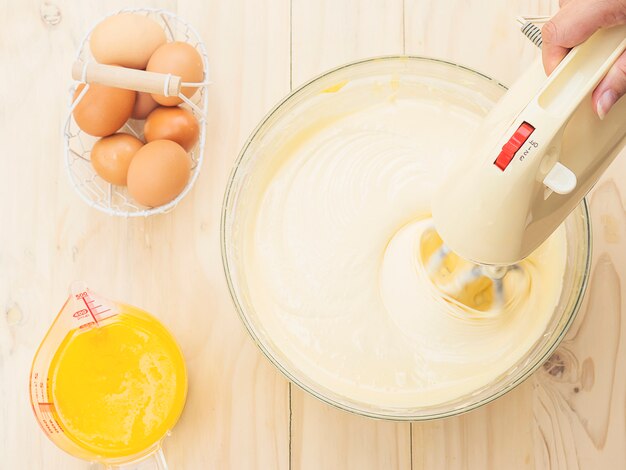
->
xmin=422 ymin=18 xmax=626 ymax=312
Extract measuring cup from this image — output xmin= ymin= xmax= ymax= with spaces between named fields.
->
xmin=29 ymin=282 xmax=187 ymax=469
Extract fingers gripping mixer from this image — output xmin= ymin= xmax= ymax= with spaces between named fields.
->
xmin=433 ymin=25 xmax=626 ymax=266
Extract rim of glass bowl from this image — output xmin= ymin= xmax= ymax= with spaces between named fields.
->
xmin=220 ymin=56 xmax=592 ymax=421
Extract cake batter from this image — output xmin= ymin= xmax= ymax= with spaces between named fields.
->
xmin=241 ymin=76 xmax=567 ymax=408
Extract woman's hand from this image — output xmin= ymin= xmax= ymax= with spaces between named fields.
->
xmin=542 ymin=0 xmax=626 ymax=118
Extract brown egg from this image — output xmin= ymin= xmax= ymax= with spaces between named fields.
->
xmin=73 ymin=83 xmax=136 ymax=137
xmin=146 ymin=42 xmax=203 ymax=106
xmin=90 ymin=13 xmax=166 ymax=69
xmin=144 ymin=107 xmax=200 ymax=151
xmin=127 ymin=140 xmax=191 ymax=207
xmin=90 ymin=133 xmax=143 ymax=185
xmin=131 ymin=92 xmax=160 ymax=120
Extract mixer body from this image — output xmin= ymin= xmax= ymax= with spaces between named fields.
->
xmin=432 ymin=25 xmax=626 ymax=265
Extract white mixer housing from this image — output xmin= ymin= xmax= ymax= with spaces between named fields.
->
xmin=432 ymin=25 xmax=626 ymax=265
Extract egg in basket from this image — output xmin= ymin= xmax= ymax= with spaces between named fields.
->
xmin=64 ymin=8 xmax=209 ymax=217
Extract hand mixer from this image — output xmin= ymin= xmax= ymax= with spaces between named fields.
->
xmin=425 ymin=22 xmax=626 ymax=311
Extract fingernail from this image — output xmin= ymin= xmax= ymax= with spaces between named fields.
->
xmin=597 ymin=90 xmax=618 ymax=120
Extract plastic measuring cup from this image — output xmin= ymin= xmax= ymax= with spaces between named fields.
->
xmin=29 ymin=282 xmax=187 ymax=469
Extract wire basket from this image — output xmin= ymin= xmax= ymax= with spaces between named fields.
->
xmin=64 ymin=8 xmax=210 ymax=217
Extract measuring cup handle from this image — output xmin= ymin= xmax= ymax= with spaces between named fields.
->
xmin=105 ymin=448 xmax=169 ymax=470
xmin=72 ymin=60 xmax=182 ymax=97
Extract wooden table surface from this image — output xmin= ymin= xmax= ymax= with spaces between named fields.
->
xmin=2 ymin=0 xmax=626 ymax=468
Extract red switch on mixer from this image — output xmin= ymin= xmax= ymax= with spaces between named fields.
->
xmin=494 ymin=122 xmax=535 ymax=170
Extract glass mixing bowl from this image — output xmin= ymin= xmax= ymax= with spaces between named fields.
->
xmin=221 ymin=57 xmax=591 ymax=420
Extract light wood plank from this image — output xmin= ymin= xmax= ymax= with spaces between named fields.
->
xmin=164 ymin=2 xmax=291 ymax=467
xmin=0 ymin=3 xmax=175 ymax=468
xmin=401 ymin=1 xmax=558 ymax=468
xmin=290 ymin=1 xmax=411 ymax=469
xmin=0 ymin=0 xmax=291 ymax=468
xmin=405 ymin=0 xmax=558 ymax=85
xmin=407 ymin=2 xmax=626 ymax=469
xmin=292 ymin=0 xmax=405 ymax=88
xmin=413 ymin=381 xmax=537 ymax=469
xmin=532 ymin=152 xmax=626 ymax=470
xmin=291 ymin=390 xmax=412 ymax=470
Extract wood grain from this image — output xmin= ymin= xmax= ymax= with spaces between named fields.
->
xmin=167 ymin=1 xmax=291 ymax=467
xmin=0 ymin=0 xmax=290 ymax=468
xmin=289 ymin=1 xmax=411 ymax=469
xmin=413 ymin=381 xmax=536 ymax=469
xmin=404 ymin=0 xmax=558 ymax=85
xmin=1 ymin=0 xmax=626 ymax=469
xmin=532 ymin=152 xmax=626 ymax=470
xmin=291 ymin=0 xmax=405 ymax=88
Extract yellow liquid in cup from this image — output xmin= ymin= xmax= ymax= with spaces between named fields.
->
xmin=48 ymin=307 xmax=187 ymax=459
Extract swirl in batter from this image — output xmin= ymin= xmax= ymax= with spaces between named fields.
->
xmin=242 ymin=79 xmax=567 ymax=408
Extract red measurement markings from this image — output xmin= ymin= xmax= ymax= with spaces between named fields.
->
xmin=74 ymin=291 xmax=115 ymax=325
xmin=40 ymin=417 xmax=54 ymax=435
xmin=85 ymin=298 xmax=111 ymax=319
xmin=94 ymin=306 xmax=111 ymax=317
xmin=41 ymin=415 xmax=63 ymax=435
xmin=38 ymin=402 xmax=54 ymax=412
xmin=31 ymin=376 xmax=46 ymax=403
xmin=82 ymin=296 xmax=99 ymax=325
xmin=36 ymin=402 xmax=63 ymax=435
